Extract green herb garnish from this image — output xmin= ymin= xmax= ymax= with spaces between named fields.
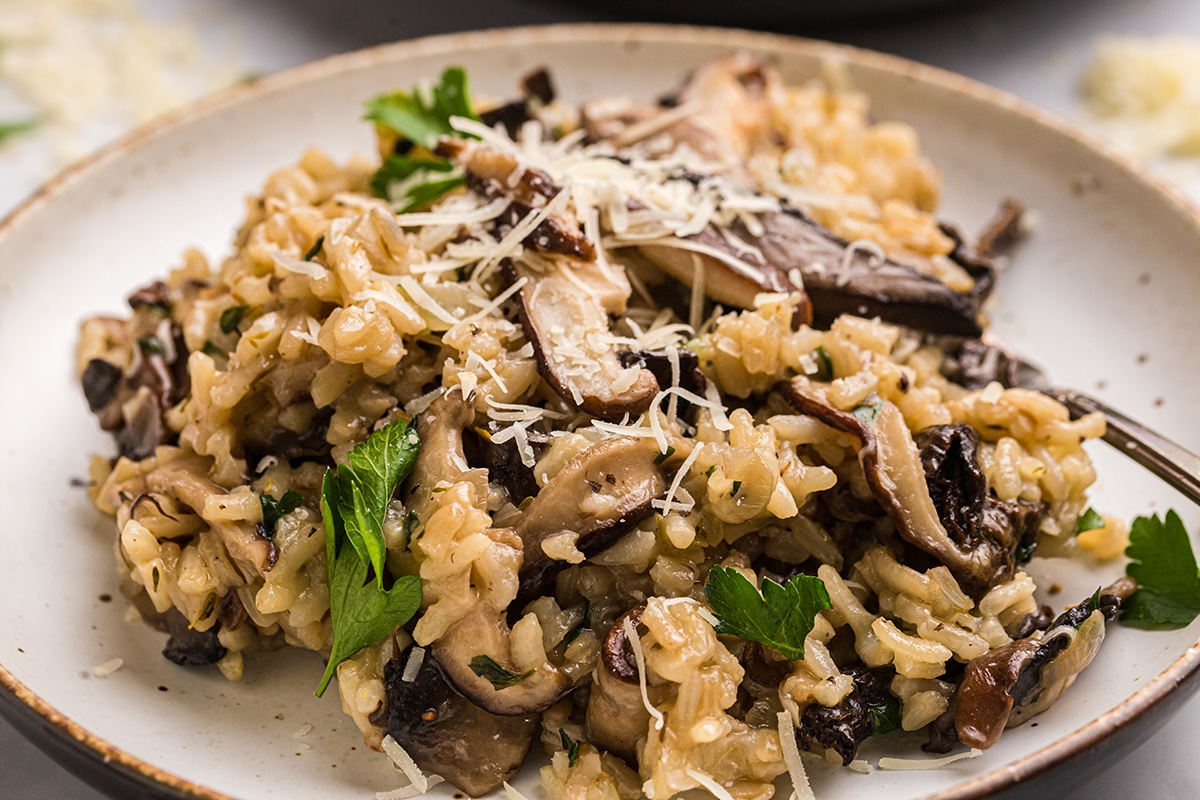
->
xmin=200 ymin=340 xmax=224 ymax=358
xmin=1077 ymin=506 xmax=1105 ymax=534
xmin=260 ymin=489 xmax=302 ymax=538
xmin=365 ymin=68 xmax=480 ymax=211
xmin=869 ymin=694 xmax=902 ymax=736
xmin=364 ymin=66 xmax=480 ymax=149
xmin=705 ymin=464 xmax=717 ymax=478
xmin=0 ymin=118 xmax=38 ymax=146
xmin=303 ymin=235 xmax=325 ymax=262
xmin=147 ymin=301 xmax=173 ymax=317
xmin=315 ymin=419 xmax=423 ymax=697
xmin=851 ymin=396 xmax=883 ymax=425
xmin=703 ymin=566 xmax=831 ymax=661
xmin=813 ymin=346 xmax=834 ymax=381
xmin=469 ymin=654 xmax=534 ymax=690
xmin=219 ymin=305 xmax=249 ymax=334
xmin=559 ymin=729 xmax=582 ymax=767
xmin=137 ymin=334 xmax=166 ymax=356
xmin=730 ymin=480 xmax=743 ymax=497
xmin=1121 ymin=510 xmax=1200 ymax=630
xmin=654 ymin=446 xmax=676 ymax=465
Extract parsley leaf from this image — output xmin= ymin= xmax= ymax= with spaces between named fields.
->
xmin=1077 ymin=506 xmax=1105 ymax=534
xmin=851 ymin=395 xmax=883 ymax=425
xmin=869 ymin=694 xmax=902 ymax=736
xmin=328 ymin=420 xmax=422 ymax=587
xmin=260 ymin=489 xmax=302 ymax=538
xmin=364 ymin=66 xmax=480 ymax=150
xmin=315 ymin=420 xmax=423 ymax=697
xmin=303 ymin=235 xmax=325 ymax=262
xmin=137 ymin=334 xmax=166 ymax=356
xmin=1121 ymin=510 xmax=1200 ymax=630
xmin=0 ymin=118 xmax=37 ymax=146
xmin=469 ymin=654 xmax=534 ymax=689
xmin=654 ymin=446 xmax=676 ymax=465
xmin=369 ymin=155 xmax=455 ymax=198
xmin=559 ymin=729 xmax=581 ymax=767
xmin=219 ymin=305 xmax=249 ymax=334
xmin=813 ymin=346 xmax=834 ymax=381
xmin=703 ymin=566 xmax=831 ymax=660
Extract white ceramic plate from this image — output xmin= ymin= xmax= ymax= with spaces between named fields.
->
xmin=2 ymin=23 xmax=1200 ymax=800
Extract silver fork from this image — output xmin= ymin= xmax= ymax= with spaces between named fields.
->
xmin=1014 ymin=358 xmax=1200 ymax=506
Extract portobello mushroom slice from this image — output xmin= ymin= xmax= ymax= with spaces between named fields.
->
xmin=634 ymin=227 xmax=813 ymax=325
xmin=431 ymin=605 xmax=573 ymax=717
xmin=586 ymin=604 xmax=650 ymax=762
xmin=955 ymin=581 xmax=1130 ymax=749
xmin=384 ymin=643 xmax=540 ymax=796
xmin=506 ymin=258 xmax=658 ymax=420
xmin=752 ymin=209 xmax=990 ymax=337
xmin=779 ymin=377 xmax=1012 ymax=597
xmin=515 ymin=436 xmax=666 ymax=601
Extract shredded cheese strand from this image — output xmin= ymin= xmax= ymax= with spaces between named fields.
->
xmin=623 ymin=616 xmax=665 ymax=733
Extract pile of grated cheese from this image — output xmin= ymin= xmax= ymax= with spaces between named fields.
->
xmin=1081 ymin=36 xmax=1200 ymax=159
xmin=0 ymin=0 xmax=243 ymax=165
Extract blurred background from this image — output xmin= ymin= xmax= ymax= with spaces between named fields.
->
xmin=3 ymin=0 xmax=1200 ymax=797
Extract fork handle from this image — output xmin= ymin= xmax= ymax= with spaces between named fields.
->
xmin=1045 ymin=388 xmax=1200 ymax=507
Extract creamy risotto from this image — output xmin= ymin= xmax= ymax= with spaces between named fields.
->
xmin=76 ymin=56 xmax=1134 ymax=800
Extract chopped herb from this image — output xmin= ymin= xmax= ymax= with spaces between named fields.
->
xmin=394 ymin=174 xmax=466 ymax=212
xmin=563 ymin=602 xmax=590 ymax=645
xmin=200 ymin=340 xmax=224 ymax=358
xmin=219 ymin=305 xmax=249 ymax=334
xmin=703 ymin=565 xmax=831 ymax=661
xmin=851 ymin=396 xmax=883 ymax=425
xmin=303 ymin=235 xmax=325 ymax=262
xmin=559 ymin=729 xmax=581 ymax=767
xmin=654 ymin=446 xmax=676 ymax=465
xmin=137 ymin=334 xmax=166 ymax=356
xmin=147 ymin=301 xmax=173 ymax=317
xmin=260 ymin=489 xmax=302 ymax=538
xmin=813 ymin=346 xmax=834 ymax=381
xmin=468 ymin=654 xmax=534 ymax=690
xmin=316 ymin=420 xmax=423 ymax=697
xmin=705 ymin=464 xmax=717 ymax=478
xmin=0 ymin=118 xmax=38 ymax=146
xmin=364 ymin=66 xmax=481 ymax=150
xmin=1077 ymin=506 xmax=1105 ymax=534
xmin=869 ymin=694 xmax=902 ymax=736
xmin=730 ymin=480 xmax=743 ymax=497
xmin=369 ymin=155 xmax=455 ymax=198
xmin=1121 ymin=510 xmax=1200 ymax=629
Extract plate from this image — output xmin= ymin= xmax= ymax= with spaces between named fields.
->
xmin=2 ymin=23 xmax=1199 ymax=800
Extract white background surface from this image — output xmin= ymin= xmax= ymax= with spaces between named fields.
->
xmin=2 ymin=0 xmax=1199 ymax=797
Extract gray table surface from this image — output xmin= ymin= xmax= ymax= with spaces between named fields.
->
xmin=3 ymin=0 xmax=1199 ymax=796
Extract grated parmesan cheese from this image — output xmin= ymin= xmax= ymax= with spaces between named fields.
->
xmin=684 ymin=768 xmax=738 ymax=800
xmin=623 ymin=615 xmax=665 ymax=732
xmin=877 ymin=748 xmax=983 ymax=771
xmin=776 ymin=711 xmax=817 ymax=800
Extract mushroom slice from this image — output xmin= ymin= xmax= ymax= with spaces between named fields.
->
xmin=956 ymin=584 xmax=1128 ymax=749
xmin=753 ymin=209 xmax=990 ymax=337
xmin=779 ymin=377 xmax=1009 ymax=597
xmin=507 ymin=259 xmax=658 ymax=420
xmin=798 ymin=664 xmax=896 ymax=766
xmin=634 ymin=228 xmax=813 ymax=325
xmin=431 ymin=605 xmax=572 ymax=716
xmin=438 ymin=138 xmax=596 ymax=261
xmin=404 ymin=389 xmax=488 ymax=518
xmin=384 ymin=643 xmax=540 ymax=797
xmin=586 ymin=604 xmax=650 ymax=762
xmin=515 ymin=436 xmax=666 ymax=601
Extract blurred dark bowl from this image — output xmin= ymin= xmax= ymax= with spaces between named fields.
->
xmin=552 ymin=0 xmax=963 ymax=29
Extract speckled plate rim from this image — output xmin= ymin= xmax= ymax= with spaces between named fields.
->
xmin=3 ymin=22 xmax=1200 ymax=800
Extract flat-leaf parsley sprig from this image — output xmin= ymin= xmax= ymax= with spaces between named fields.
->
xmin=1121 ymin=510 xmax=1200 ymax=630
xmin=704 ymin=566 xmax=832 ymax=661
xmin=315 ymin=419 xmax=423 ymax=697
xmin=365 ymin=66 xmax=481 ymax=212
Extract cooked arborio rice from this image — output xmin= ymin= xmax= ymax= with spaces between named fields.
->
xmin=77 ymin=56 xmax=1121 ymax=800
